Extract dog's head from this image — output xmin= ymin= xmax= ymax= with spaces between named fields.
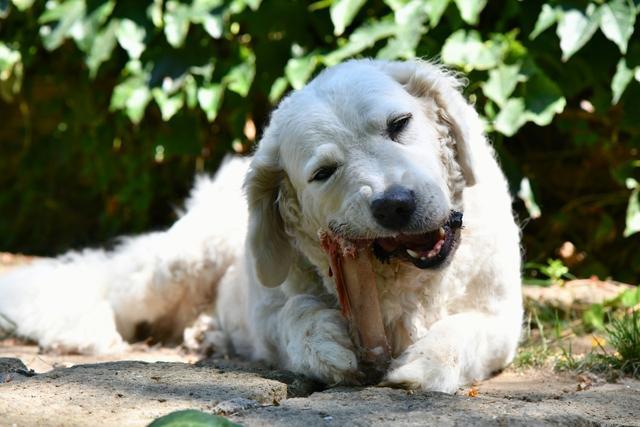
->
xmin=245 ymin=59 xmax=480 ymax=288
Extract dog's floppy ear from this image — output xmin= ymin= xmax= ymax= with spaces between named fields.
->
xmin=244 ymin=141 xmax=294 ymax=287
xmin=376 ymin=60 xmax=477 ymax=186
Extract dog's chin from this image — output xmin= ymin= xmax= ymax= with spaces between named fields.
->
xmin=345 ymin=211 xmax=464 ymax=270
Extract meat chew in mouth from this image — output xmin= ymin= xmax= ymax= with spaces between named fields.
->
xmin=318 ymin=211 xmax=463 ymax=383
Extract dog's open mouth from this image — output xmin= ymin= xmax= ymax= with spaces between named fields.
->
xmin=372 ymin=210 xmax=463 ymax=269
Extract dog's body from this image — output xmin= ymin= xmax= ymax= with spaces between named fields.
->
xmin=0 ymin=60 xmax=522 ymax=393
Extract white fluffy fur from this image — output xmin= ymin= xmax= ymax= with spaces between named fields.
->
xmin=0 ymin=59 xmax=522 ymax=393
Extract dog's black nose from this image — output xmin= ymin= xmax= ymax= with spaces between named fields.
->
xmin=371 ymin=185 xmax=416 ymax=230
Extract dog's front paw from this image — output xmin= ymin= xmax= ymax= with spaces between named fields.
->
xmin=383 ymin=338 xmax=461 ymax=393
xmin=285 ymin=308 xmax=358 ymax=385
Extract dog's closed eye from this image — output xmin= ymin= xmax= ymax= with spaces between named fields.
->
xmin=309 ymin=165 xmax=338 ymax=183
xmin=387 ymin=113 xmax=412 ymax=142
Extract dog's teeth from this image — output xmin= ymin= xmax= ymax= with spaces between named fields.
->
xmin=406 ymin=249 xmax=419 ymax=258
xmin=438 ymin=227 xmax=445 ymax=239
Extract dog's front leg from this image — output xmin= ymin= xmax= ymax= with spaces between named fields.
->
xmin=384 ymin=309 xmax=522 ymax=393
xmin=252 ymin=293 xmax=359 ymax=385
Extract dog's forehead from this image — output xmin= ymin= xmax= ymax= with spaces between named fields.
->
xmin=273 ymin=63 xmax=418 ymax=162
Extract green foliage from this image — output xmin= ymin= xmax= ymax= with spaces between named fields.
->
xmin=0 ymin=0 xmax=639 ymax=282
xmin=148 ymin=409 xmax=240 ymax=427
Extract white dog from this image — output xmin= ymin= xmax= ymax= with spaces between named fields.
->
xmin=0 ymin=59 xmax=522 ymax=393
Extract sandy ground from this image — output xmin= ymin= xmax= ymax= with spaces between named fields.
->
xmin=1 ymin=253 xmax=639 ymax=426
xmin=1 ymin=341 xmax=639 ymax=427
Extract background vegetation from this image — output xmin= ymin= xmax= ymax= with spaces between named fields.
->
xmin=1 ymin=0 xmax=639 ymax=284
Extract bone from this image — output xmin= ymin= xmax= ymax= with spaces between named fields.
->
xmin=319 ymin=231 xmax=391 ymax=378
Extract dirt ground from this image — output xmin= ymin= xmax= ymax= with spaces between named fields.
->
xmin=1 ymin=253 xmax=639 ymax=426
xmin=1 ymin=341 xmax=639 ymax=427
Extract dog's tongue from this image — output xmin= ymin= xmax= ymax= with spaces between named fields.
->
xmin=319 ymin=231 xmax=391 ymax=383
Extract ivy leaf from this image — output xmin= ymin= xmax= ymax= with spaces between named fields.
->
xmin=441 ymin=30 xmax=502 ymax=71
xmin=86 ymin=20 xmax=117 ymax=78
xmin=330 ymin=0 xmax=366 ymax=36
xmin=556 ymin=5 xmax=602 ymax=61
xmin=269 ymin=76 xmax=288 ymax=104
xmin=523 ymin=72 xmax=566 ymax=127
xmin=197 ymin=83 xmax=224 ymax=121
xmin=453 ymin=0 xmax=486 ymax=25
xmin=624 ymin=187 xmax=640 ymax=237
xmin=325 ymin=18 xmax=397 ymax=66
xmin=110 ymin=76 xmax=151 ymax=124
xmin=599 ymin=0 xmax=636 ymax=54
xmin=152 ymin=88 xmax=184 ymax=121
xmin=164 ymin=0 xmax=192 ymax=48
xmin=530 ymin=4 xmax=559 ymax=40
xmin=377 ymin=0 xmax=427 ymax=59
xmin=0 ymin=42 xmax=23 ymax=101
xmin=518 ymin=177 xmax=541 ymax=219
xmin=424 ymin=0 xmax=450 ymax=27
xmin=285 ymin=55 xmax=318 ymax=90
xmin=38 ymin=0 xmax=85 ymax=51
xmin=493 ymin=97 xmax=527 ymax=136
xmin=611 ymin=58 xmax=634 ymax=104
xmin=481 ymin=63 xmax=523 ymax=107
xmin=225 ymin=60 xmax=255 ymax=97
xmin=11 ymin=0 xmax=33 ymax=11
xmin=115 ymin=19 xmax=146 ymax=59
xmin=148 ymin=409 xmax=240 ymax=427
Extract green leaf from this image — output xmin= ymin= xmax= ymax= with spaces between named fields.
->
xmin=556 ymin=5 xmax=602 ymax=61
xmin=624 ymin=187 xmax=640 ymax=237
xmin=197 ymin=83 xmax=224 ymax=121
xmin=152 ymin=89 xmax=184 ymax=121
xmin=441 ymin=30 xmax=502 ymax=71
xmin=599 ymin=0 xmax=636 ymax=54
xmin=330 ymin=0 xmax=367 ymax=36
xmin=324 ymin=17 xmax=398 ymax=66
xmin=164 ymin=0 xmax=192 ymax=48
xmin=148 ymin=409 xmax=241 ymax=427
xmin=269 ymin=76 xmax=289 ymax=103
xmin=110 ymin=76 xmax=151 ymax=124
xmin=0 ymin=42 xmax=23 ymax=101
xmin=285 ymin=55 xmax=318 ymax=90
xmin=225 ymin=60 xmax=255 ymax=97
xmin=453 ymin=0 xmax=486 ymax=25
xmin=481 ymin=63 xmax=523 ymax=107
xmin=530 ymin=4 xmax=559 ymax=40
xmin=517 ymin=177 xmax=541 ymax=219
xmin=424 ymin=0 xmax=450 ymax=27
xmin=611 ymin=58 xmax=634 ymax=104
xmin=11 ymin=0 xmax=33 ymax=11
xmin=115 ymin=19 xmax=146 ymax=59
xmin=523 ymin=72 xmax=566 ymax=127
xmin=38 ymin=0 xmax=85 ymax=51
xmin=583 ymin=304 xmax=606 ymax=331
xmin=377 ymin=0 xmax=427 ymax=59
xmin=493 ymin=97 xmax=527 ymax=136
xmin=87 ymin=21 xmax=117 ymax=78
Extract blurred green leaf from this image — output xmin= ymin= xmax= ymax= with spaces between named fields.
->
xmin=197 ymin=83 xmax=224 ymax=121
xmin=330 ymin=0 xmax=367 ymax=36
xmin=612 ymin=58 xmax=634 ymax=104
xmin=38 ymin=0 xmax=85 ymax=51
xmin=482 ymin=63 xmax=523 ymax=107
xmin=441 ymin=30 xmax=502 ymax=71
xmin=624 ymin=187 xmax=640 ymax=237
xmin=0 ymin=42 xmax=22 ymax=101
xmin=494 ymin=97 xmax=526 ymax=136
xmin=115 ymin=19 xmax=146 ymax=59
xmin=164 ymin=0 xmax=192 ymax=48
xmin=11 ymin=0 xmax=33 ymax=11
xmin=269 ymin=76 xmax=288 ymax=103
xmin=583 ymin=304 xmax=606 ymax=331
xmin=225 ymin=61 xmax=255 ymax=97
xmin=523 ymin=72 xmax=566 ymax=127
xmin=530 ymin=4 xmax=559 ymax=40
xmin=148 ymin=409 xmax=241 ymax=427
xmin=518 ymin=177 xmax=541 ymax=219
xmin=599 ymin=0 xmax=636 ymax=55
xmin=86 ymin=21 xmax=117 ymax=78
xmin=453 ymin=0 xmax=486 ymax=25
xmin=556 ymin=5 xmax=601 ymax=61
xmin=424 ymin=0 xmax=450 ymax=27
xmin=152 ymin=89 xmax=184 ymax=121
xmin=285 ymin=55 xmax=318 ymax=90
xmin=110 ymin=76 xmax=152 ymax=124
xmin=325 ymin=17 xmax=397 ymax=65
